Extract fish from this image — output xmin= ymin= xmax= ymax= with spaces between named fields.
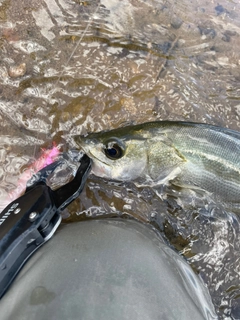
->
xmin=75 ymin=121 xmax=240 ymax=211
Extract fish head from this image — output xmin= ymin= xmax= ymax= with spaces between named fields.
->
xmin=75 ymin=128 xmax=148 ymax=181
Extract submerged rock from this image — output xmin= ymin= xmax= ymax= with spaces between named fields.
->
xmin=8 ymin=63 xmax=26 ymax=78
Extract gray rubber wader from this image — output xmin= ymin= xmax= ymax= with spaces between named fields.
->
xmin=0 ymin=219 xmax=217 ymax=320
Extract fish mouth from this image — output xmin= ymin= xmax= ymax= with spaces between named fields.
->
xmin=79 ymin=142 xmax=112 ymax=176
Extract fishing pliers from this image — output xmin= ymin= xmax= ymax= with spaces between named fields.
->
xmin=0 ymin=152 xmax=91 ymax=299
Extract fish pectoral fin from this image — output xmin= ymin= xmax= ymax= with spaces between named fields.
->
xmin=153 ymin=165 xmax=182 ymax=186
xmin=133 ymin=166 xmax=181 ymax=189
xmin=171 ymin=176 xmax=213 ymax=199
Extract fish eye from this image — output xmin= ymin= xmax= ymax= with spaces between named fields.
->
xmin=104 ymin=139 xmax=125 ymax=160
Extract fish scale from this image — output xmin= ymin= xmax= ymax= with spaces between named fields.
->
xmin=166 ymin=126 xmax=240 ymax=202
xmin=172 ymin=126 xmax=240 ymax=166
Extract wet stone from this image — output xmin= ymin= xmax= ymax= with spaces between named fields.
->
xmin=198 ymin=26 xmax=216 ymax=39
xmin=209 ymin=45 xmax=220 ymax=52
xmin=222 ymin=33 xmax=231 ymax=42
xmin=154 ymin=41 xmax=171 ymax=54
xmin=215 ymin=5 xmax=226 ymax=16
xmin=8 ymin=63 xmax=26 ymax=78
xmin=225 ymin=30 xmax=237 ymax=37
xmin=170 ymin=14 xmax=183 ymax=29
xmin=221 ymin=30 xmax=236 ymax=42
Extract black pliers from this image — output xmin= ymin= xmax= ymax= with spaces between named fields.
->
xmin=0 ymin=153 xmax=91 ymax=299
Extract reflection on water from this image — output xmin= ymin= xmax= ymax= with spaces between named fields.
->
xmin=0 ymin=0 xmax=240 ymax=318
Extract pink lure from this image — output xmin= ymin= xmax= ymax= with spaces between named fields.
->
xmin=1 ymin=145 xmax=60 ymax=212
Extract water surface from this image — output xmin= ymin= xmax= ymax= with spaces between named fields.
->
xmin=0 ymin=0 xmax=240 ymax=318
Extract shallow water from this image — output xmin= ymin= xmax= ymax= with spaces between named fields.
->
xmin=0 ymin=0 xmax=240 ymax=318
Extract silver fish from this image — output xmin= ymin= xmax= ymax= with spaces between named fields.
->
xmin=75 ymin=121 xmax=240 ymax=211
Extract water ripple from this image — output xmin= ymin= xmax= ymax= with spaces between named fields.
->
xmin=1 ymin=0 xmax=240 ymax=317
